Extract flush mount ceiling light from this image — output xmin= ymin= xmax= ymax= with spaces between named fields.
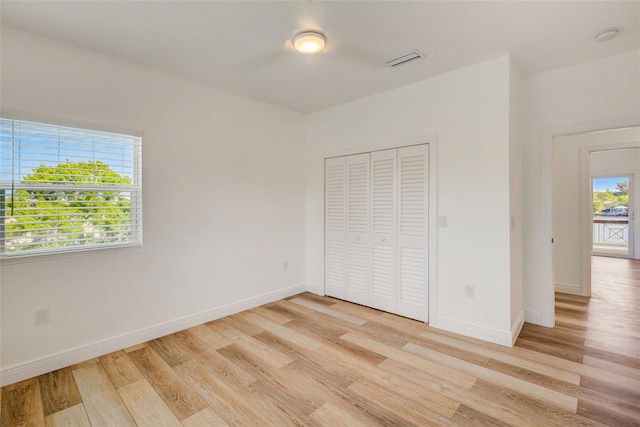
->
xmin=293 ymin=31 xmax=326 ymax=54
xmin=594 ymin=28 xmax=620 ymax=42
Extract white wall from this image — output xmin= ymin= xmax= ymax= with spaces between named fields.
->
xmin=306 ymin=56 xmax=518 ymax=345
xmin=0 ymin=28 xmax=306 ymax=383
xmin=4 ymin=23 xmax=638 ymax=385
xmin=522 ymin=50 xmax=640 ymax=326
xmin=553 ymin=134 xmax=586 ymax=293
xmin=591 ymin=146 xmax=640 ymax=176
xmin=509 ymin=59 xmax=524 ymax=334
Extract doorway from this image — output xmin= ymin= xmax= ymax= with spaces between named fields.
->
xmin=591 ymin=175 xmax=634 ymax=258
xmin=553 ymin=126 xmax=640 ymax=297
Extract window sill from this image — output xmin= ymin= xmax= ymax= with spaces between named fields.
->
xmin=0 ymin=244 xmax=142 ymax=266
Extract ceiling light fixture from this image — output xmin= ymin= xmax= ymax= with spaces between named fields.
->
xmin=293 ymin=31 xmax=326 ymax=54
xmin=594 ymin=28 xmax=619 ymax=42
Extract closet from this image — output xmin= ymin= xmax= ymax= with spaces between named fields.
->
xmin=325 ymin=144 xmax=429 ymax=321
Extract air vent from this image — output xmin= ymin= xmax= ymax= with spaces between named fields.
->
xmin=386 ymin=50 xmax=425 ymax=67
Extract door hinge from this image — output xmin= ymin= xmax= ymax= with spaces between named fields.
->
xmin=551 ymin=238 xmax=554 ymax=244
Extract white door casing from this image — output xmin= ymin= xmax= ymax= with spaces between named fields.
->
xmin=591 ymin=173 xmax=635 ymax=259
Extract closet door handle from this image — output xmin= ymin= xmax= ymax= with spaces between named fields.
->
xmin=382 ymin=237 xmax=386 ymax=242
xmin=356 ymin=235 xmax=360 ymax=241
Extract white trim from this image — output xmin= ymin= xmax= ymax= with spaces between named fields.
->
xmin=436 ymin=315 xmax=513 ymax=347
xmin=427 ymin=138 xmax=439 ymax=327
xmin=0 ymin=283 xmax=305 ymax=387
xmin=591 ymin=251 xmax=634 ymax=259
xmin=321 ymin=134 xmax=438 ymax=160
xmin=578 ymin=143 xmax=592 ymax=296
xmin=540 ymin=116 xmax=640 ymax=328
xmin=555 ymin=282 xmax=584 ymax=295
xmin=511 ymin=310 xmax=525 ymax=346
xmin=524 ymin=309 xmax=544 ymax=325
xmin=0 ymin=109 xmax=143 ymax=138
xmin=591 ymin=172 xmax=636 ymax=261
xmin=0 ymin=243 xmax=142 ymax=266
xmin=306 ymin=282 xmax=325 ymax=296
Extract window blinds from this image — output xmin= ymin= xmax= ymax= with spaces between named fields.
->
xmin=0 ymin=118 xmax=142 ymax=258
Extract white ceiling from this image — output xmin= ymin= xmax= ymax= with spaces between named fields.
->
xmin=1 ymin=1 xmax=638 ymax=113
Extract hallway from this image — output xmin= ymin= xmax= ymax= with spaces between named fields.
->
xmin=518 ymin=256 xmax=640 ymax=425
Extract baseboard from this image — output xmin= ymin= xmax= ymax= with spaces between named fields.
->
xmin=524 ymin=309 xmax=542 ymax=324
xmin=305 ymin=282 xmax=325 ymax=296
xmin=511 ymin=310 xmax=524 ymax=346
xmin=525 ymin=309 xmax=554 ymax=328
xmin=435 ymin=315 xmax=513 ymax=347
xmin=0 ymin=283 xmax=306 ymax=386
xmin=555 ymin=282 xmax=582 ymax=295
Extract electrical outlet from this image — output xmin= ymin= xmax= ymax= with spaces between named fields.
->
xmin=283 ymin=261 xmax=288 ymax=271
xmin=464 ymin=285 xmax=474 ymax=298
xmin=36 ymin=308 xmax=49 ymax=325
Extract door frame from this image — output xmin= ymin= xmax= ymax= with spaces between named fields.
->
xmin=579 ymin=143 xmax=640 ymax=296
xmin=540 ymin=117 xmax=640 ymax=328
xmin=321 ymin=135 xmax=439 ymax=325
xmin=590 ymin=173 xmax=634 ymax=259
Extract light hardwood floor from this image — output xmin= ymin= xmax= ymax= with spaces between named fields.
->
xmin=2 ymin=256 xmax=639 ymax=426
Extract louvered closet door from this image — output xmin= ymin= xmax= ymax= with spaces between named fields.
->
xmin=346 ymin=153 xmax=371 ymax=306
xmin=397 ymin=145 xmax=429 ymax=321
xmin=369 ymin=149 xmax=397 ymax=313
xmin=325 ymin=157 xmax=347 ymax=299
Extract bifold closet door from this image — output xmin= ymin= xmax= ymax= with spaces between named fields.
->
xmin=325 ymin=157 xmax=347 ymax=299
xmin=324 ymin=145 xmax=428 ymax=322
xmin=396 ymin=145 xmax=429 ymax=321
xmin=370 ymin=149 xmax=397 ymax=313
xmin=345 ymin=153 xmax=371 ymax=306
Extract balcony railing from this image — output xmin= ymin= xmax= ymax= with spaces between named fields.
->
xmin=592 ymin=218 xmax=629 ymax=255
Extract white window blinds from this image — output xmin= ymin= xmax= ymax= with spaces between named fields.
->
xmin=0 ymin=118 xmax=142 ymax=258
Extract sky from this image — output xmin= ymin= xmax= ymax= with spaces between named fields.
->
xmin=593 ymin=177 xmax=628 ymax=193
xmin=1 ymin=119 xmax=136 ymax=184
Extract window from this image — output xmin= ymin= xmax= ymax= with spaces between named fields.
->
xmin=0 ymin=118 xmax=142 ymax=258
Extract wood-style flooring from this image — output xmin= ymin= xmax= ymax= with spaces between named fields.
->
xmin=2 ymin=255 xmax=639 ymax=426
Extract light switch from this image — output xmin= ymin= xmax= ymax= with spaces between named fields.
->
xmin=438 ymin=216 xmax=447 ymax=227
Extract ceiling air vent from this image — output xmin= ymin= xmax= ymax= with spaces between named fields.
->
xmin=386 ymin=50 xmax=425 ymax=68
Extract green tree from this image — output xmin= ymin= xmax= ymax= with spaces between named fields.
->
xmin=615 ymin=180 xmax=629 ymax=195
xmin=4 ymin=160 xmax=132 ymax=253
xmin=593 ymin=190 xmax=616 ymax=213
xmin=617 ymin=194 xmax=629 ymax=204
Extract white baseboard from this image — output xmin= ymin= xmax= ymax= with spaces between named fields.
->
xmin=511 ymin=310 xmax=524 ymax=346
xmin=1 ymin=283 xmax=306 ymax=387
xmin=305 ymin=282 xmax=324 ymax=296
xmin=524 ymin=309 xmax=542 ymax=324
xmin=524 ymin=309 xmax=554 ymax=328
xmin=435 ymin=315 xmax=513 ymax=347
xmin=555 ymin=282 xmax=582 ymax=295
